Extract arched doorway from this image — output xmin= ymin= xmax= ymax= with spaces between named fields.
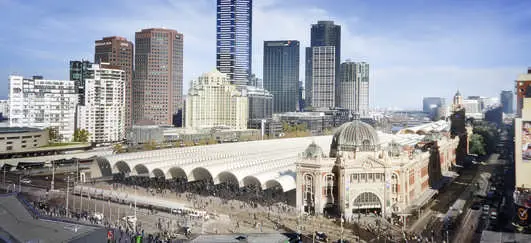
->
xmin=352 ymin=192 xmax=382 ymax=215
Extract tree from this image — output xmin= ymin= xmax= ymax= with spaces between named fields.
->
xmin=469 ymin=134 xmax=486 ymax=156
xmin=113 ymin=144 xmax=125 ymax=154
xmin=45 ymin=127 xmax=60 ymax=142
xmin=72 ymin=129 xmax=90 ymax=143
xmin=143 ymin=140 xmax=157 ymax=150
xmin=472 ymin=121 xmax=500 ymax=154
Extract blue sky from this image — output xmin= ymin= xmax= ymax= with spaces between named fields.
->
xmin=0 ymin=0 xmax=529 ymax=109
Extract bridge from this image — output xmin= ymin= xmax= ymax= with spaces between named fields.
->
xmin=91 ymin=136 xmax=332 ymax=192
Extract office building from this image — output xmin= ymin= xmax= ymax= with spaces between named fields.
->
xmin=247 ymin=85 xmax=273 ymax=125
xmin=0 ymin=100 xmax=8 ymax=119
xmin=94 ymin=36 xmax=134 ymax=129
xmin=339 ymin=61 xmax=370 ymax=115
xmin=133 ymin=28 xmax=183 ymax=126
xmin=308 ymin=21 xmax=341 ymax=107
xmin=69 ymin=60 xmax=91 ymax=105
xmin=263 ymin=40 xmax=300 ymax=113
xmin=514 ymin=91 xmax=531 ymax=228
xmin=185 ymin=70 xmax=248 ymax=130
xmin=422 ymin=97 xmax=445 ymax=114
xmin=8 ymin=75 xmax=77 ymax=141
xmin=298 ymin=81 xmax=304 ymax=111
xmin=305 ymin=46 xmax=336 ymax=109
xmin=501 ymin=90 xmax=514 ymax=114
xmin=76 ymin=63 xmax=126 ymax=143
xmin=248 ymin=73 xmax=263 ymax=88
xmin=216 ymin=0 xmax=252 ymax=86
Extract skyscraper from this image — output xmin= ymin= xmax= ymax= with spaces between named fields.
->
xmin=94 ymin=36 xmax=134 ymax=129
xmin=133 ymin=28 xmax=183 ymax=126
xmin=77 ymin=63 xmax=126 ymax=143
xmin=263 ymin=40 xmax=300 ymax=113
xmin=338 ymin=61 xmax=369 ymax=115
xmin=308 ymin=20 xmax=341 ymax=107
xmin=69 ymin=60 xmax=91 ymax=106
xmin=500 ymin=90 xmax=514 ymax=114
xmin=216 ymin=0 xmax=252 ymax=86
xmin=306 ymin=46 xmax=336 ymax=109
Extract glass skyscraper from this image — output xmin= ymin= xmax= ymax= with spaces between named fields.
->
xmin=306 ymin=21 xmax=341 ymax=108
xmin=216 ymin=0 xmax=252 ymax=86
xmin=263 ymin=40 xmax=300 ymax=113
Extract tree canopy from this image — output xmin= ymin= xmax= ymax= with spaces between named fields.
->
xmin=469 ymin=133 xmax=486 ymax=156
xmin=472 ymin=121 xmax=499 ymax=155
xmin=72 ymin=129 xmax=90 ymax=143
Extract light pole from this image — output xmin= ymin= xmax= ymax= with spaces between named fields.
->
xmin=66 ymin=175 xmax=70 ymax=217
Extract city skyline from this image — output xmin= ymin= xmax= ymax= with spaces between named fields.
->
xmin=0 ymin=0 xmax=529 ymax=109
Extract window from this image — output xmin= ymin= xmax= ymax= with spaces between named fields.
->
xmin=6 ymin=146 xmax=12 ymax=150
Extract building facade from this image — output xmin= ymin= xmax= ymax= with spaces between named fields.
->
xmin=308 ymin=21 xmax=341 ymax=107
xmin=0 ymin=100 xmax=8 ymax=119
xmin=516 ymin=68 xmax=531 ymax=117
xmin=76 ymin=63 xmax=126 ymax=143
xmin=216 ymin=0 xmax=252 ymax=86
xmin=339 ymin=61 xmax=370 ymax=115
xmin=0 ymin=128 xmax=48 ymax=153
xmin=8 ymin=75 xmax=77 ymax=141
xmin=69 ymin=60 xmax=92 ymax=106
xmin=295 ymin=120 xmax=459 ymax=222
xmin=501 ymin=90 xmax=514 ymax=114
xmin=422 ymin=97 xmax=445 ymax=114
xmin=246 ymin=85 xmax=273 ymax=121
xmin=185 ymin=70 xmax=248 ymax=130
xmin=305 ymin=46 xmax=336 ymax=109
xmin=133 ymin=28 xmax=183 ymax=126
xmin=263 ymin=40 xmax=300 ymax=113
xmin=94 ymin=36 xmax=134 ymax=129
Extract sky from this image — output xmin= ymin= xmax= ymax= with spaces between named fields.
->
xmin=0 ymin=0 xmax=530 ymax=110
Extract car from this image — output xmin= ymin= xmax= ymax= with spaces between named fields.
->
xmin=490 ymin=210 xmax=498 ymax=220
xmin=482 ymin=205 xmax=490 ymax=214
xmin=315 ymin=232 xmax=328 ymax=242
xmin=20 ymin=178 xmax=31 ymax=184
xmin=490 ymin=186 xmax=497 ymax=191
xmin=471 ymin=202 xmax=481 ymax=210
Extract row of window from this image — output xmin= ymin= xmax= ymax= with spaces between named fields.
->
xmin=350 ymin=173 xmax=385 ymax=183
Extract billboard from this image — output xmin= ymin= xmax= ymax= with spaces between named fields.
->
xmin=523 ymin=121 xmax=531 ymax=163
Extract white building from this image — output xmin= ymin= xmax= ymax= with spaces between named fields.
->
xmin=8 ymin=75 xmax=77 ymax=141
xmin=338 ymin=61 xmax=369 ymax=115
xmin=77 ymin=63 xmax=126 ymax=143
xmin=185 ymin=70 xmax=248 ymax=130
xmin=306 ymin=46 xmax=336 ymax=109
xmin=462 ymin=99 xmax=483 ymax=119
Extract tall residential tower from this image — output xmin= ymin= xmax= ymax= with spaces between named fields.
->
xmin=306 ymin=46 xmax=336 ymax=109
xmin=216 ymin=0 xmax=252 ymax=86
xmin=263 ymin=40 xmax=300 ymax=113
xmin=500 ymin=90 xmax=514 ymax=114
xmin=94 ymin=36 xmax=133 ymax=129
xmin=133 ymin=28 xmax=183 ymax=126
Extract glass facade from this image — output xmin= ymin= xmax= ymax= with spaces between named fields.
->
xmin=308 ymin=21 xmax=341 ymax=107
xmin=501 ymin=90 xmax=514 ymax=114
xmin=69 ymin=60 xmax=92 ymax=106
xmin=216 ymin=0 xmax=252 ymax=86
xmin=263 ymin=40 xmax=300 ymax=113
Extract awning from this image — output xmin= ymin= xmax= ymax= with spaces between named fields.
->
xmin=401 ymin=188 xmax=438 ymax=214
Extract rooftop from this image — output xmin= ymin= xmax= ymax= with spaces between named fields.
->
xmin=0 ymin=127 xmax=43 ymax=134
xmin=0 ymin=194 xmax=105 ymax=242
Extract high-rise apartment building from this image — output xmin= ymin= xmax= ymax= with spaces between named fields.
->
xmin=263 ymin=40 xmax=300 ymax=113
xmin=216 ymin=0 xmax=252 ymax=86
xmin=133 ymin=28 xmax=183 ymax=126
xmin=308 ymin=21 xmax=341 ymax=107
xmin=305 ymin=46 xmax=336 ymax=109
xmin=76 ymin=63 xmax=125 ymax=143
xmin=247 ymin=85 xmax=273 ymax=121
xmin=185 ymin=70 xmax=248 ymax=130
xmin=516 ymin=68 xmax=531 ymax=117
xmin=501 ymin=90 xmax=514 ymax=114
xmin=8 ymin=75 xmax=77 ymax=141
xmin=94 ymin=36 xmax=134 ymax=129
xmin=338 ymin=61 xmax=369 ymax=115
xmin=70 ymin=60 xmax=91 ymax=106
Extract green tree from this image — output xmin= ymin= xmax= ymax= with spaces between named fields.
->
xmin=72 ymin=129 xmax=90 ymax=142
xmin=469 ymin=134 xmax=486 ymax=156
xmin=143 ymin=140 xmax=157 ymax=150
xmin=45 ymin=127 xmax=60 ymax=142
xmin=472 ymin=121 xmax=500 ymax=154
xmin=113 ymin=144 xmax=125 ymax=154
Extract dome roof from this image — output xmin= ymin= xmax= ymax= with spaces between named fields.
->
xmin=302 ymin=142 xmax=325 ymax=159
xmin=330 ymin=120 xmax=379 ymax=156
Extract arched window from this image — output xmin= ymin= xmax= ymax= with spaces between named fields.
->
xmin=391 ymin=173 xmax=399 ymax=194
xmin=325 ymin=174 xmax=334 ymax=203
